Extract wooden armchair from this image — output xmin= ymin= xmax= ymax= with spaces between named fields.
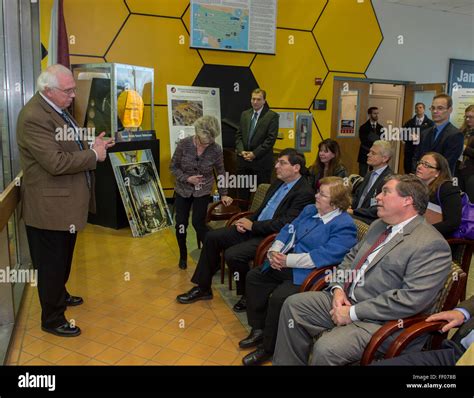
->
xmin=218 ymin=183 xmax=271 ymax=289
xmin=447 ymin=238 xmax=473 ymax=301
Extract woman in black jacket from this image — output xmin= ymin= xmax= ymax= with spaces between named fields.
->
xmin=416 ymin=152 xmax=462 ymax=238
xmin=457 ymin=104 xmax=474 ymax=202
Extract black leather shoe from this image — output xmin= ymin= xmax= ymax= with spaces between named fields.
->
xmin=65 ymin=295 xmax=83 ymax=306
xmin=176 ymin=286 xmax=213 ymax=304
xmin=242 ymin=346 xmax=272 ymax=366
xmin=178 ymin=259 xmax=187 ymax=270
xmin=42 ymin=322 xmax=81 ymax=337
xmin=233 ymin=296 xmax=247 ymax=313
xmin=238 ymin=328 xmax=264 ymax=349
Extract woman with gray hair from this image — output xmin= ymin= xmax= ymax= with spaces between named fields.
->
xmin=170 ymin=115 xmax=233 ymax=269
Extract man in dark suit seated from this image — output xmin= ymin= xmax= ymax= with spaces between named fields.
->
xmin=374 ymin=296 xmax=474 ymax=365
xmin=176 ymin=148 xmax=314 ymax=308
xmin=273 ymin=175 xmax=452 ymax=365
xmin=415 ymin=94 xmax=464 ymax=174
xmin=357 ymin=107 xmax=384 ymax=177
xmin=402 ymin=102 xmax=434 ymax=173
xmin=349 ymin=140 xmax=393 ymax=225
xmin=235 ymin=88 xmax=279 ymax=201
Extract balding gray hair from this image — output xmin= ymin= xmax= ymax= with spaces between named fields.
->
xmin=37 ymin=64 xmax=72 ymax=92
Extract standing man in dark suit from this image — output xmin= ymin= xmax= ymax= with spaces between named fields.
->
xmin=357 ymin=107 xmax=384 ymax=177
xmin=349 ymin=140 xmax=393 ymax=224
xmin=375 ymin=296 xmax=474 ymax=365
xmin=402 ymin=102 xmax=434 ymax=173
xmin=415 ymin=94 xmax=464 ymax=174
xmin=176 ymin=149 xmax=314 ymax=308
xmin=235 ymin=88 xmax=279 ymax=201
xmin=16 ymin=64 xmax=114 ymax=337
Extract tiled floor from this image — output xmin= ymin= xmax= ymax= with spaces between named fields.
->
xmin=5 ymin=223 xmax=474 ymax=366
xmin=5 ymin=224 xmax=254 ymax=366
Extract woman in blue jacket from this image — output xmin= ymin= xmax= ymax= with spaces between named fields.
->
xmin=239 ymin=176 xmax=357 ymax=366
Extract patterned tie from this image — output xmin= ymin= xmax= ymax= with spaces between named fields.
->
xmin=248 ymin=112 xmax=258 ymax=147
xmin=60 ymin=110 xmax=92 ymax=189
xmin=343 ymin=226 xmax=392 ymax=292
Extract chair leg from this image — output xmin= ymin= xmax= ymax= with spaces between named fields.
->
xmin=228 ymin=264 xmax=233 ymax=291
xmin=220 ymin=252 xmax=225 ymax=284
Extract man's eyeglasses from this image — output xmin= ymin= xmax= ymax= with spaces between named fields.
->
xmin=464 ymin=115 xmax=474 ymax=120
xmin=429 ymin=106 xmax=448 ymax=112
xmin=275 ymin=159 xmax=290 ymax=166
xmin=53 ymin=87 xmax=76 ymax=95
xmin=417 ymin=160 xmax=438 ymax=170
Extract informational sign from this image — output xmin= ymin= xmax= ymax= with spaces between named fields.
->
xmin=167 ymin=85 xmax=222 ymax=156
xmin=295 ymin=114 xmax=312 ymax=153
xmin=277 ymin=112 xmax=294 ymax=129
xmin=340 ymin=120 xmax=355 ymax=136
xmin=452 ymin=88 xmax=474 ymax=129
xmin=190 ymin=0 xmax=277 ymax=54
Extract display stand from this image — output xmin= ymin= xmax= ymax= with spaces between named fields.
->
xmin=88 ymin=139 xmax=160 ymax=229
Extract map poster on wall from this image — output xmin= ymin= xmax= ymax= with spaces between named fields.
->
xmin=190 ymin=0 xmax=277 ymax=54
xmin=167 ymin=85 xmax=222 ymax=156
xmin=109 ymin=149 xmax=173 ymax=238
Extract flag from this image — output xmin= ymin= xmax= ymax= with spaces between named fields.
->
xmin=48 ymin=0 xmax=70 ymax=68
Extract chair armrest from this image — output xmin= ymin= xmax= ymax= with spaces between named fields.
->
xmin=252 ymin=233 xmax=278 ymax=268
xmin=309 ymin=277 xmax=329 ymax=292
xmin=226 ymin=211 xmax=254 ymax=227
xmin=384 ymin=320 xmax=448 ymax=359
xmin=206 ymin=199 xmax=249 ymax=222
xmin=360 ymin=314 xmax=429 ymax=365
xmin=299 ymin=265 xmax=336 ymax=292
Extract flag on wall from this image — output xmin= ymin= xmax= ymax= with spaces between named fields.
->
xmin=48 ymin=0 xmax=70 ymax=68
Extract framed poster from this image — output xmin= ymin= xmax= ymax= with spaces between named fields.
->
xmin=448 ymin=59 xmax=474 ymax=128
xmin=337 ymin=89 xmax=359 ymax=138
xmin=295 ymin=114 xmax=312 ymax=152
xmin=109 ymin=149 xmax=173 ymax=237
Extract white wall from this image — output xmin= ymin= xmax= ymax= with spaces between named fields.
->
xmin=367 ymin=1 xmax=474 ymax=84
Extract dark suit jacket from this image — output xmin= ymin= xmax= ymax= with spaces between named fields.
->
xmin=415 ymin=122 xmax=464 ymax=173
xmin=352 ymin=166 xmax=393 ymax=224
xmin=403 ymin=115 xmax=434 ymax=172
xmin=235 ymin=106 xmax=279 ymax=171
xmin=357 ymin=120 xmax=384 ymax=164
xmin=16 ymin=93 xmax=96 ymax=231
xmin=249 ymin=176 xmax=314 ymax=236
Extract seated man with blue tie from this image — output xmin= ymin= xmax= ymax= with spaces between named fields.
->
xmin=176 ymin=148 xmax=314 ymax=307
xmin=349 ymin=140 xmax=393 ymax=224
xmin=374 ymin=295 xmax=474 ymax=366
xmin=273 ymin=175 xmax=452 ymax=365
xmin=415 ymin=94 xmax=464 ymax=174
xmin=240 ymin=177 xmax=357 ymax=366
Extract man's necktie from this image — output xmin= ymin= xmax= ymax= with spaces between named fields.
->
xmin=357 ymin=171 xmax=378 ymax=208
xmin=248 ymin=112 xmax=258 ymax=146
xmin=432 ymin=127 xmax=440 ymax=144
xmin=343 ymin=226 xmax=392 ymax=292
xmin=60 ymin=110 xmax=92 ymax=189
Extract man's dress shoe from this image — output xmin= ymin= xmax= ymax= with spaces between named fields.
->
xmin=233 ymin=296 xmax=247 ymax=313
xmin=178 ymin=259 xmax=187 ymax=270
xmin=65 ymin=296 xmax=83 ymax=306
xmin=42 ymin=322 xmax=81 ymax=337
xmin=177 ymin=286 xmax=213 ymax=304
xmin=242 ymin=346 xmax=272 ymax=366
xmin=238 ymin=328 xmax=264 ymax=349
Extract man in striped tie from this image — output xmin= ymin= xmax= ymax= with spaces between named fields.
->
xmin=16 ymin=64 xmax=114 ymax=337
xmin=273 ymin=174 xmax=452 ymax=365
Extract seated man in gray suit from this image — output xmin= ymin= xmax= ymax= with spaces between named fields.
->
xmin=349 ymin=140 xmax=393 ymax=224
xmin=273 ymin=174 xmax=452 ymax=366
xmin=375 ymin=295 xmax=474 ymax=366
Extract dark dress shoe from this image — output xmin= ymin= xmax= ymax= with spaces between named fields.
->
xmin=242 ymin=347 xmax=272 ymax=366
xmin=176 ymin=286 xmax=213 ymax=304
xmin=65 ymin=295 xmax=83 ymax=306
xmin=42 ymin=322 xmax=81 ymax=337
xmin=178 ymin=259 xmax=187 ymax=270
xmin=239 ymin=328 xmax=264 ymax=349
xmin=233 ymin=296 xmax=247 ymax=312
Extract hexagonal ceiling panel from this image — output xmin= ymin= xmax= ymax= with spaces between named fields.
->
xmin=277 ymin=0 xmax=327 ymax=31
xmin=314 ymin=1 xmax=382 ymax=72
xmin=64 ymin=0 xmax=129 ymax=56
xmin=125 ymin=0 xmax=189 ymax=17
xmin=106 ymin=15 xmax=203 ymax=105
xmin=251 ymin=29 xmax=328 ymax=109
